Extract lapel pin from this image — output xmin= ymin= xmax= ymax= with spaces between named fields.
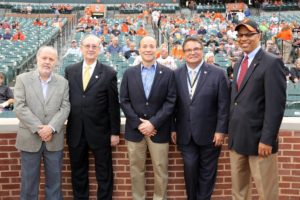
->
xmin=204 ymin=71 xmax=207 ymax=74
xmin=95 ymin=75 xmax=99 ymax=79
xmin=159 ymin=71 xmax=162 ymax=74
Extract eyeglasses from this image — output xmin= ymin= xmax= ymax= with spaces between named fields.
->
xmin=183 ymin=47 xmax=202 ymax=54
xmin=237 ymin=32 xmax=259 ymax=38
xmin=82 ymin=44 xmax=99 ymax=50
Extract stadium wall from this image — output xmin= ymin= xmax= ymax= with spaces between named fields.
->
xmin=0 ymin=118 xmax=299 ymax=199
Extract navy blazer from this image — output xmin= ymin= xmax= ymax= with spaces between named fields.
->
xmin=228 ymin=49 xmax=286 ymax=155
xmin=174 ymin=62 xmax=230 ymax=146
xmin=120 ymin=63 xmax=177 ymax=143
xmin=65 ymin=61 xmax=120 ymax=149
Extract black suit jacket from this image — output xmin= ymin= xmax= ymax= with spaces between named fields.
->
xmin=65 ymin=61 xmax=120 ymax=149
xmin=174 ymin=63 xmax=230 ymax=146
xmin=228 ymin=49 xmax=286 ymax=155
xmin=120 ymin=63 xmax=176 ymax=143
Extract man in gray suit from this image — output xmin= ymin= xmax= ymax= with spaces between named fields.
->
xmin=14 ymin=46 xmax=70 ymax=200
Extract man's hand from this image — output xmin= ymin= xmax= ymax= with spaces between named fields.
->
xmin=37 ymin=125 xmax=53 ymax=142
xmin=213 ymin=132 xmax=224 ymax=147
xmin=111 ymin=135 xmax=120 ymax=146
xmin=138 ymin=119 xmax=156 ymax=136
xmin=258 ymin=142 xmax=272 ymax=157
xmin=171 ymin=131 xmax=177 ymax=144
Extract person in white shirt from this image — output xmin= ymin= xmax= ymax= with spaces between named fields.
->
xmin=157 ymin=45 xmax=177 ymax=70
xmin=64 ymin=40 xmax=82 ymax=58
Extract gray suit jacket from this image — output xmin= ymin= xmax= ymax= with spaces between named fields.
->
xmin=14 ymin=70 xmax=70 ymax=152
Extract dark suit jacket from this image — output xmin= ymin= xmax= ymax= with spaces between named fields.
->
xmin=120 ymin=63 xmax=176 ymax=143
xmin=228 ymin=49 xmax=286 ymax=155
xmin=65 ymin=61 xmax=120 ymax=149
xmin=174 ymin=62 xmax=230 ymax=146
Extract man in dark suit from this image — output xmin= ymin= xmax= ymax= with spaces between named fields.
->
xmin=65 ymin=34 xmax=120 ymax=200
xmin=120 ymin=36 xmax=176 ymax=200
xmin=228 ymin=19 xmax=286 ymax=200
xmin=171 ymin=36 xmax=230 ymax=200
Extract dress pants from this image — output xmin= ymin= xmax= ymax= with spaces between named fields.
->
xmin=69 ymin=133 xmax=113 ymax=200
xmin=127 ymin=136 xmax=169 ymax=200
xmin=230 ymin=150 xmax=279 ymax=200
xmin=20 ymin=142 xmax=63 ymax=200
xmin=179 ymin=140 xmax=221 ymax=200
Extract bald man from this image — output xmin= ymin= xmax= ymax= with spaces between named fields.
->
xmin=120 ymin=36 xmax=176 ymax=200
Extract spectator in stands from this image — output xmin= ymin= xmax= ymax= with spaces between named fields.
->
xmin=99 ymin=35 xmax=108 ymax=47
xmin=14 ymin=46 xmax=70 ymax=200
xmin=204 ymin=52 xmax=219 ymax=66
xmin=171 ymin=42 xmax=184 ymax=60
xmin=227 ymin=25 xmax=237 ymax=40
xmin=215 ymin=42 xmax=227 ymax=54
xmin=270 ymin=13 xmax=279 ymax=24
xmin=229 ymin=19 xmax=286 ymax=200
xmin=121 ymin=21 xmax=129 ymax=34
xmin=121 ymin=38 xmax=131 ymax=55
xmin=124 ymin=41 xmax=139 ymax=59
xmin=293 ymin=31 xmax=300 ymax=59
xmin=26 ymin=4 xmax=32 ymax=14
xmin=11 ymin=21 xmax=20 ymax=29
xmin=197 ymin=26 xmax=207 ymax=35
xmin=120 ymin=35 xmax=176 ymax=200
xmin=157 ymin=45 xmax=177 ymax=70
xmin=171 ymin=36 xmax=230 ymax=200
xmin=65 ymin=34 xmax=120 ymax=200
xmin=228 ymin=41 xmax=243 ymax=66
xmin=265 ymin=39 xmax=280 ymax=56
xmin=92 ymin=26 xmax=102 ymax=37
xmin=64 ymin=40 xmax=82 ymax=58
xmin=136 ymin=24 xmax=148 ymax=36
xmin=129 ymin=27 xmax=137 ymax=36
xmin=205 ymin=34 xmax=219 ymax=47
xmin=107 ymin=37 xmax=122 ymax=54
xmin=111 ymin=23 xmax=121 ymax=37
xmin=290 ymin=58 xmax=300 ymax=83
xmin=2 ymin=28 xmax=12 ymax=40
xmin=276 ymin=24 xmax=293 ymax=63
xmin=33 ymin=18 xmax=43 ymax=26
xmin=0 ymin=72 xmax=14 ymax=111
xmin=2 ymin=20 xmax=10 ymax=29
xmin=12 ymin=28 xmax=25 ymax=41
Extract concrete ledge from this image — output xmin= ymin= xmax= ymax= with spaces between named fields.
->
xmin=0 ymin=117 xmax=299 ymax=133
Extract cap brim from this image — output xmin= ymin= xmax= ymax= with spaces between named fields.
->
xmin=235 ymin=24 xmax=257 ymax=32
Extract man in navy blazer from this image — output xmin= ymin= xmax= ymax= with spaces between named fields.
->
xmin=120 ymin=36 xmax=176 ymax=200
xmin=171 ymin=37 xmax=230 ymax=200
xmin=228 ymin=19 xmax=286 ymax=199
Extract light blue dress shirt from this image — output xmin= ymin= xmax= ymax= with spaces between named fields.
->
xmin=141 ymin=63 xmax=156 ymax=98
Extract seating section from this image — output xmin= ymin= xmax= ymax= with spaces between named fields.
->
xmin=0 ymin=17 xmax=66 ymax=84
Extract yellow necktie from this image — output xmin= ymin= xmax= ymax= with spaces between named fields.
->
xmin=83 ymin=65 xmax=91 ymax=90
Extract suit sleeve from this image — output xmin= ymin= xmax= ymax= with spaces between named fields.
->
xmin=48 ymin=79 xmax=70 ymax=132
xmin=149 ymin=71 xmax=177 ymax=129
xmin=120 ymin=70 xmax=141 ymax=129
xmin=260 ymin=57 xmax=286 ymax=146
xmin=216 ymin=70 xmax=230 ymax=134
xmin=14 ymin=75 xmax=42 ymax=134
xmin=108 ymin=70 xmax=121 ymax=135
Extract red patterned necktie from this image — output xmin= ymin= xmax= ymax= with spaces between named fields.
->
xmin=237 ymin=55 xmax=248 ymax=90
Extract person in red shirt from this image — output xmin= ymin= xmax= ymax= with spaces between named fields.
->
xmin=12 ymin=29 xmax=25 ymax=41
xmin=136 ymin=25 xmax=148 ymax=36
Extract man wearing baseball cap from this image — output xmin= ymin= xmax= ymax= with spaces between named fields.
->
xmin=228 ymin=19 xmax=286 ymax=200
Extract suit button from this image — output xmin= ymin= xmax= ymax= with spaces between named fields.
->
xmin=144 ymin=114 xmax=147 ymax=117
xmin=83 ymin=95 xmax=86 ymax=98
xmin=234 ymin=102 xmax=238 ymax=106
xmin=146 ymin=102 xmax=149 ymax=106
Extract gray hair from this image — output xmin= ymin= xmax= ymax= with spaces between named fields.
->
xmin=36 ymin=46 xmax=58 ymax=59
xmin=80 ymin=34 xmax=101 ymax=46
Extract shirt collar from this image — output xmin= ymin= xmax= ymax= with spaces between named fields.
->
xmin=36 ymin=70 xmax=52 ymax=83
xmin=245 ymin=45 xmax=261 ymax=60
xmin=83 ymin=60 xmax=97 ymax=70
xmin=141 ymin=62 xmax=157 ymax=71
xmin=186 ymin=60 xmax=204 ymax=73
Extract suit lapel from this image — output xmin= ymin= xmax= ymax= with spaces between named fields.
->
xmin=31 ymin=72 xmax=45 ymax=104
xmin=148 ymin=64 xmax=164 ymax=99
xmin=180 ymin=66 xmax=191 ymax=103
xmin=133 ymin=64 xmax=147 ymax=99
xmin=84 ymin=61 xmax=103 ymax=92
xmin=235 ymin=49 xmax=262 ymax=99
xmin=191 ymin=63 xmax=209 ymax=102
xmin=75 ymin=62 xmax=84 ymax=91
